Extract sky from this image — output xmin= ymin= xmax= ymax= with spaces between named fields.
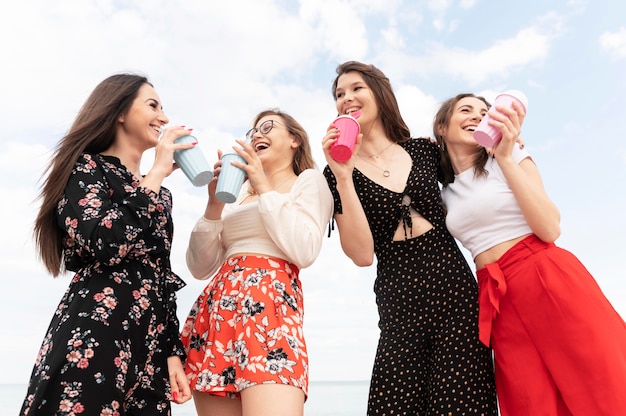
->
xmin=1 ymin=0 xmax=625 ymax=388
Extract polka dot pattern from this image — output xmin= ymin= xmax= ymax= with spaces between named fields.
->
xmin=324 ymin=139 xmax=497 ymax=415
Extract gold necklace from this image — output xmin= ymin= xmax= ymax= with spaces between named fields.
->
xmin=357 ymin=141 xmax=394 ymax=159
xmin=356 ymin=145 xmax=396 ymax=177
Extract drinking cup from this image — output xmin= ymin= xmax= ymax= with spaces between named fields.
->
xmin=330 ymin=115 xmax=361 ymax=162
xmin=173 ymin=135 xmax=213 ymax=187
xmin=215 ymin=153 xmax=247 ymax=203
xmin=473 ymin=90 xmax=528 ymax=147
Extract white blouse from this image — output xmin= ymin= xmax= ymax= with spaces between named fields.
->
xmin=186 ymin=168 xmax=333 ymax=280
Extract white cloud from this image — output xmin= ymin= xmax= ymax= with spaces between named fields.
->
xmin=428 ymin=0 xmax=452 ymax=13
xmin=381 ymin=24 xmax=405 ymax=49
xmin=3 ymin=0 xmax=626 ymax=393
xmin=600 ymin=27 xmax=626 ymax=59
xmin=434 ymin=26 xmax=552 ymax=84
xmin=459 ymin=0 xmax=477 ymax=8
xmin=395 ymin=85 xmax=440 ymax=137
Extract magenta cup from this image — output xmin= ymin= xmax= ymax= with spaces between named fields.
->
xmin=215 ymin=153 xmax=247 ymax=203
xmin=473 ymin=90 xmax=528 ymax=148
xmin=173 ymin=135 xmax=213 ymax=186
xmin=330 ymin=114 xmax=361 ymax=162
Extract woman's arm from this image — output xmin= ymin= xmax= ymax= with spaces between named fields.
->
xmin=498 ymin=155 xmax=561 ymax=242
xmin=186 ymin=151 xmax=228 ymax=280
xmin=322 ymin=127 xmax=375 ymax=266
xmin=186 ymin=217 xmax=226 ymax=280
xmin=332 ymin=175 xmax=375 ymax=266
xmin=492 ymin=102 xmax=561 ymax=242
xmin=59 ymin=154 xmax=163 ymax=268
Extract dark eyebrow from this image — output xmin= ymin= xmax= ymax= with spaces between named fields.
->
xmin=145 ymin=97 xmax=163 ymax=110
xmin=458 ymin=103 xmax=486 ymax=112
xmin=335 ymin=80 xmax=365 ymax=94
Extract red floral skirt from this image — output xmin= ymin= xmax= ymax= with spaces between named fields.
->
xmin=181 ymin=255 xmax=308 ymax=398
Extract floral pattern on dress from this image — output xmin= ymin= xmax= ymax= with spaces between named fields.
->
xmin=182 ymin=256 xmax=308 ymax=398
xmin=20 ymin=153 xmax=186 ymax=416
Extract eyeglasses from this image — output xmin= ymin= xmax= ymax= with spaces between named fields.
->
xmin=245 ymin=119 xmax=285 ymax=141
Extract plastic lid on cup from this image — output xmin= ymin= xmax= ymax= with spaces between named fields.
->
xmin=498 ymin=89 xmax=528 ymax=112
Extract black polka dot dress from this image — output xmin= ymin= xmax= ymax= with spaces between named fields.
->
xmin=324 ymin=139 xmax=497 ymax=415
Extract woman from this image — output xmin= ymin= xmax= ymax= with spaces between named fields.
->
xmin=321 ymin=61 xmax=497 ymax=415
xmin=21 ymin=74 xmax=192 ymax=415
xmin=436 ymin=93 xmax=626 ymax=415
xmin=181 ymin=109 xmax=333 ymax=416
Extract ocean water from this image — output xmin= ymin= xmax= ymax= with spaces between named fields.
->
xmin=5 ymin=380 xmax=369 ymax=415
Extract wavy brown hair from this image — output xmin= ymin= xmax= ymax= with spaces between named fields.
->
xmin=34 ymin=74 xmax=151 ymax=276
xmin=332 ymin=61 xmax=411 ymax=143
xmin=434 ymin=93 xmax=491 ymax=187
xmin=252 ymin=109 xmax=316 ymax=174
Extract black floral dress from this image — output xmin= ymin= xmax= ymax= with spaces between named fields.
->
xmin=20 ymin=153 xmax=186 ymax=416
xmin=324 ymin=139 xmax=497 ymax=415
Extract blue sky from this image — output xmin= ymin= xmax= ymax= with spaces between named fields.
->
xmin=2 ymin=0 xmax=625 ymax=392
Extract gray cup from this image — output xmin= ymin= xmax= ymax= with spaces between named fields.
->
xmin=215 ymin=153 xmax=247 ymax=203
xmin=173 ymin=135 xmax=213 ymax=187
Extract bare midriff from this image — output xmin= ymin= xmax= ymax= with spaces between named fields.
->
xmin=392 ymin=212 xmax=434 ymax=241
xmin=474 ymin=234 xmax=533 ymax=270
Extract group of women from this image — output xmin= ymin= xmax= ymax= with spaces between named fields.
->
xmin=19 ymin=61 xmax=626 ymax=416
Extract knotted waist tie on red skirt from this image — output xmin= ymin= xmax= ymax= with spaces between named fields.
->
xmin=476 ymin=235 xmax=554 ymax=347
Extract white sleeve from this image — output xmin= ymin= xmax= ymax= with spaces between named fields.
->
xmin=185 ymin=216 xmax=226 ymax=280
xmin=257 ymin=169 xmax=333 ymax=268
xmin=512 ymin=144 xmax=531 ymax=164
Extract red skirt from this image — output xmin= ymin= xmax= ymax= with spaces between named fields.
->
xmin=181 ymin=255 xmax=308 ymax=398
xmin=477 ymin=235 xmax=626 ymax=415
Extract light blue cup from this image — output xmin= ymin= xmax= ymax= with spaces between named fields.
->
xmin=216 ymin=153 xmax=247 ymax=203
xmin=173 ymin=135 xmax=213 ymax=187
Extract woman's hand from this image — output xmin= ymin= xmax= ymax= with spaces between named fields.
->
xmin=489 ymin=101 xmax=526 ymax=160
xmin=167 ymin=356 xmax=191 ymax=404
xmin=152 ymin=126 xmax=196 ymax=178
xmin=231 ymin=138 xmax=269 ymax=194
xmin=321 ymin=122 xmax=362 ymax=182
xmin=140 ymin=126 xmax=195 ymax=192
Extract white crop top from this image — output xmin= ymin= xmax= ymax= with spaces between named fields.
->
xmin=441 ymin=146 xmax=533 ymax=259
xmin=186 ymin=169 xmax=333 ymax=280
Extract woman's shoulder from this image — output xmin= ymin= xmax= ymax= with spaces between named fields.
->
xmin=401 ymin=137 xmax=439 ymax=159
xmin=75 ymin=152 xmax=120 ymax=169
xmin=296 ymin=168 xmax=327 ymax=185
xmin=70 ymin=153 xmax=103 ymax=173
xmin=402 ymin=136 xmax=437 ymax=149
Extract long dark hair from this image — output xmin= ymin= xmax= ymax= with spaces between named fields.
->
xmin=251 ymin=109 xmax=316 ymax=174
xmin=434 ymin=93 xmax=491 ymax=187
xmin=34 ymin=73 xmax=151 ymax=276
xmin=332 ymin=61 xmax=411 ymax=143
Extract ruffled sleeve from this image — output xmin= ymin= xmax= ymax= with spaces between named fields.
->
xmin=164 ymin=268 xmax=187 ymax=359
xmin=185 ymin=217 xmax=226 ymax=280
xmin=323 ymin=165 xmax=343 ymax=215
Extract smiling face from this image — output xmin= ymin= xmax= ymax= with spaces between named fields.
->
xmin=248 ymin=114 xmax=298 ymax=168
xmin=334 ymin=71 xmax=379 ymax=126
xmin=439 ymin=96 xmax=489 ymax=148
xmin=118 ymin=83 xmax=169 ymax=151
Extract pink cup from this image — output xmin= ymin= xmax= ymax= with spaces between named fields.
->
xmin=330 ymin=114 xmax=361 ymax=162
xmin=473 ymin=90 xmax=528 ymax=148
